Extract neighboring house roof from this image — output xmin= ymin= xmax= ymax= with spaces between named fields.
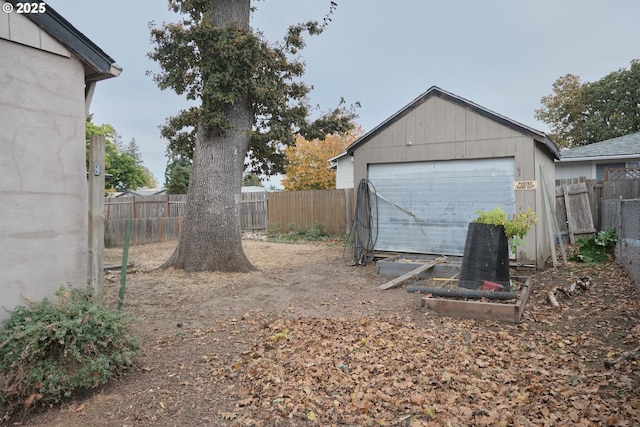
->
xmin=119 ymin=188 xmax=167 ymax=197
xmin=559 ymin=132 xmax=640 ymax=162
xmin=346 ymin=86 xmax=561 ymax=160
xmin=328 ymin=152 xmax=349 ymax=170
xmin=6 ymin=0 xmax=121 ymax=81
xmin=241 ymin=186 xmax=267 ymax=193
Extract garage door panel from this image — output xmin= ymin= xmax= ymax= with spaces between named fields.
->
xmin=369 ymin=158 xmax=515 ymax=256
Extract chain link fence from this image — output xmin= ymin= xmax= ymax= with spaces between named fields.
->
xmin=602 ymin=199 xmax=640 ymax=290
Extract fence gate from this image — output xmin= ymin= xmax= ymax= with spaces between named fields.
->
xmin=555 ymin=182 xmax=596 ymax=244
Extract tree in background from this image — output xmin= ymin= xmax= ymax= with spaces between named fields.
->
xmin=86 ymin=116 xmax=154 ymax=192
xmin=141 ymin=167 xmax=159 ymax=188
xmin=282 ymin=126 xmax=362 ymax=190
xmin=536 ymin=60 xmax=640 ymax=148
xmin=242 ymin=172 xmax=263 ymax=187
xmin=148 ymin=0 xmax=357 ymax=272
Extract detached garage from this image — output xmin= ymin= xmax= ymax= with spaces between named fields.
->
xmin=346 ymin=86 xmax=560 ymax=268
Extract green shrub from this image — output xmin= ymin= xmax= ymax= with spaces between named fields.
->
xmin=473 ymin=207 xmax=537 ymax=255
xmin=267 ymin=222 xmax=330 ymax=243
xmin=570 ymin=228 xmax=618 ymax=264
xmin=0 ymin=287 xmax=139 ymax=416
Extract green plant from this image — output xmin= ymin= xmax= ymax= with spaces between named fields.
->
xmin=266 ymin=222 xmax=331 ymax=243
xmin=569 ymin=228 xmax=618 ymax=264
xmin=0 ymin=287 xmax=139 ymax=417
xmin=473 ymin=207 xmax=537 ymax=254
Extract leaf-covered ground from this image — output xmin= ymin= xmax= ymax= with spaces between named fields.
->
xmin=11 ymin=240 xmax=640 ymax=426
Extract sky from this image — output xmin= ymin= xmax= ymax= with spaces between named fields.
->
xmin=48 ymin=0 xmax=640 ymax=188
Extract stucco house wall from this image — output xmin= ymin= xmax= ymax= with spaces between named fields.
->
xmin=0 ymin=2 xmax=119 ymax=321
xmin=347 ymin=86 xmax=559 ymax=268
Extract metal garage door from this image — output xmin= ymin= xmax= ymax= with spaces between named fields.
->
xmin=368 ymin=158 xmax=515 ymax=256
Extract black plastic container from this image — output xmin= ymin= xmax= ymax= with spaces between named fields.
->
xmin=459 ymin=222 xmax=511 ymax=291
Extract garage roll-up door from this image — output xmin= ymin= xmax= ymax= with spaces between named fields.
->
xmin=368 ymin=158 xmax=515 ymax=256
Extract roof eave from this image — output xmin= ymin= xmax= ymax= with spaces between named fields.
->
xmin=556 ymin=153 xmax=640 ymax=163
xmin=8 ymin=0 xmax=121 ymax=81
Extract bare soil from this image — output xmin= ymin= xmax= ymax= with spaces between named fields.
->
xmin=9 ymin=238 xmax=640 ymax=426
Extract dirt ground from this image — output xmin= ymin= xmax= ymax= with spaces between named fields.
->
xmin=9 ymin=238 xmax=640 ymax=426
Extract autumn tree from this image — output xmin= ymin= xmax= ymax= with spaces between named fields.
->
xmin=535 ymin=60 xmax=640 ymax=148
xmin=282 ymin=126 xmax=362 ymax=190
xmin=148 ymin=0 xmax=356 ymax=272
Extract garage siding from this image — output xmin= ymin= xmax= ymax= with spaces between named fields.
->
xmin=368 ymin=158 xmax=515 ymax=255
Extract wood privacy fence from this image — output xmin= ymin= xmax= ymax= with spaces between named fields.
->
xmin=555 ymin=174 xmax=640 ymax=234
xmin=267 ymin=189 xmax=354 ymax=235
xmin=103 ymin=189 xmax=351 ymax=246
xmin=104 ymin=192 xmax=268 ymax=246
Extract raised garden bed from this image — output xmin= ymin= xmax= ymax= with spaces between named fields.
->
xmin=376 ymin=255 xmax=531 ymax=323
xmin=420 ymin=276 xmax=532 ymax=324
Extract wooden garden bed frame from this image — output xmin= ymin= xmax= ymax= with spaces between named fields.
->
xmin=420 ymin=276 xmax=532 ymax=323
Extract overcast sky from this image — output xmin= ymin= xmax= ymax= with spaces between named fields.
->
xmin=49 ymin=0 xmax=640 ymax=187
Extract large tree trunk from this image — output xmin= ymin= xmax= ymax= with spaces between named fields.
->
xmin=162 ymin=0 xmax=255 ymax=273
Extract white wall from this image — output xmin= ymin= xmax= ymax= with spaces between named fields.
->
xmin=0 ymin=12 xmax=88 ymax=321
xmin=555 ymin=161 xmax=595 ymax=180
xmin=335 ymin=155 xmax=354 ymax=189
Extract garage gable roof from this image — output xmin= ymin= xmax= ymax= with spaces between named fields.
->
xmin=6 ymin=0 xmax=121 ymax=81
xmin=346 ymin=86 xmax=560 ymax=160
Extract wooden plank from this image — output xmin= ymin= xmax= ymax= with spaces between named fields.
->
xmin=540 ymin=167 xmax=558 ymax=267
xmin=540 ymin=166 xmax=567 ymax=267
xmin=378 ymin=256 xmax=447 ymax=290
xmin=515 ymin=277 xmax=532 ymax=322
xmin=563 ymin=184 xmax=576 ymax=244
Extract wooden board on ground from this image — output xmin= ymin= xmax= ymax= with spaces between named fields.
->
xmin=378 ymin=256 xmax=447 ymax=290
xmin=104 ymin=261 xmax=134 ymax=271
xmin=421 ymin=276 xmax=532 ymax=323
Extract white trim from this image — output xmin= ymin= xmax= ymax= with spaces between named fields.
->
xmin=556 ymin=154 xmax=640 ymax=163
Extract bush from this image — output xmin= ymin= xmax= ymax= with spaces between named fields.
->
xmin=0 ymin=287 xmax=139 ymax=417
xmin=267 ymin=222 xmax=330 ymax=243
xmin=570 ymin=228 xmax=618 ymax=264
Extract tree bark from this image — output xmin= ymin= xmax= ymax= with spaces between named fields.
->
xmin=162 ymin=0 xmax=256 ymax=272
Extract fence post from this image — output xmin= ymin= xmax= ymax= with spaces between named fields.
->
xmin=344 ymin=188 xmax=353 ymax=235
xmin=88 ymin=134 xmax=105 ymax=301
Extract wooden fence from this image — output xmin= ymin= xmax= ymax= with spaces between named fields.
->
xmin=105 ymin=194 xmax=186 ymax=220
xmin=103 ymin=189 xmax=353 ymax=246
xmin=105 ymin=217 xmax=183 ymax=247
xmin=555 ymin=173 xmax=640 ymax=235
xmin=104 ymin=192 xmax=267 ymax=246
xmin=267 ymin=189 xmax=353 ymax=235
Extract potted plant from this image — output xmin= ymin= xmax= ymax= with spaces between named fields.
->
xmin=473 ymin=207 xmax=537 ymax=255
xmin=459 ymin=207 xmax=537 ymax=291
